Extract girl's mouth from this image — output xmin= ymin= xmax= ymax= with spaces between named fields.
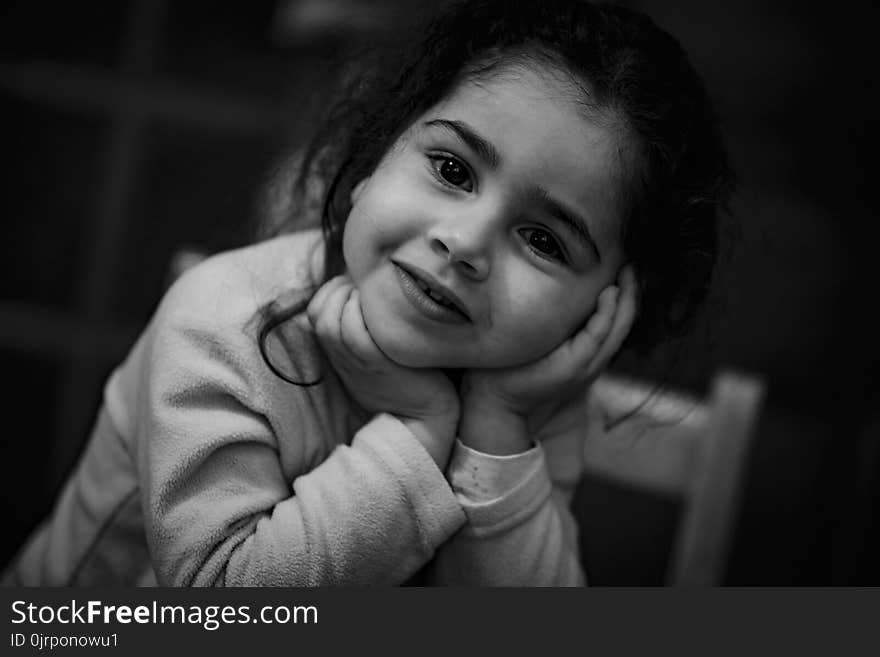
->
xmin=392 ymin=263 xmax=472 ymax=324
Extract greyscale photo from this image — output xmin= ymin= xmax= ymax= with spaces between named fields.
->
xmin=1 ymin=0 xmax=876 ymax=588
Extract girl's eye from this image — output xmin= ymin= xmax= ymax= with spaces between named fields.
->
xmin=519 ymin=228 xmax=566 ymax=263
xmin=429 ymin=155 xmax=473 ymax=191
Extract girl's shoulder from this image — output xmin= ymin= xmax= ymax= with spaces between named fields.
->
xmin=155 ymin=229 xmax=323 ymax=332
xmin=104 ymin=229 xmax=324 ymax=440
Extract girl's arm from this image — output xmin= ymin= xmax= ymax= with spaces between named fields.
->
xmin=137 ymin=257 xmax=465 ymax=586
xmin=426 ymin=396 xmax=588 ymax=586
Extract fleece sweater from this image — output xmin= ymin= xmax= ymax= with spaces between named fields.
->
xmin=2 ymin=230 xmax=585 ymax=586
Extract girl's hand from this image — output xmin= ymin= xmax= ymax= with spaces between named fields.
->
xmin=307 ymin=275 xmax=460 ymax=468
xmin=459 ymin=265 xmax=638 ymax=455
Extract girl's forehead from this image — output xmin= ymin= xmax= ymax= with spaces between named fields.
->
xmin=438 ymin=66 xmax=587 ymax=123
xmin=425 ymin=65 xmax=623 ymax=166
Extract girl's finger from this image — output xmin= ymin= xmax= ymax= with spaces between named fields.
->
xmin=307 ymin=275 xmax=351 ymax=327
xmin=307 ymin=275 xmax=350 ymax=326
xmin=339 ymin=290 xmax=381 ymax=363
xmin=313 ymin=281 xmax=353 ymax=347
xmin=586 ymin=265 xmax=638 ymax=378
xmin=565 ymin=284 xmax=618 ymax=368
xmin=584 ymin=284 xmax=619 ymax=344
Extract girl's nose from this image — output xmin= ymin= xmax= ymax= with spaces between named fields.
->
xmin=427 ymin=219 xmax=492 ymax=281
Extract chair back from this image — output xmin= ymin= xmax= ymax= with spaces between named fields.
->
xmin=583 ymin=370 xmax=765 ymax=585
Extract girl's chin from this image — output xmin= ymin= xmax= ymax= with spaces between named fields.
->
xmin=364 ymin=313 xmax=551 ymax=369
xmin=371 ymin=333 xmax=531 ymax=370
xmin=372 ymin=338 xmax=454 ymax=369
xmin=369 ymin=330 xmax=471 ymax=368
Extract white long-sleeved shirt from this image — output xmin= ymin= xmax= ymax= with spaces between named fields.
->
xmin=2 ymin=230 xmax=585 ymax=586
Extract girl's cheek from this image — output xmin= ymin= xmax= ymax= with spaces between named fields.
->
xmin=509 ymin=285 xmax=593 ymax=352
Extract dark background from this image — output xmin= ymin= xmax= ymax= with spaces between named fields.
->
xmin=1 ymin=0 xmax=877 ymax=584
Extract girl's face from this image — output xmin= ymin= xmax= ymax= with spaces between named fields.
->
xmin=343 ymin=64 xmax=626 ymax=368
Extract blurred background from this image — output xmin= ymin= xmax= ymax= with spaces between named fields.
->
xmin=1 ymin=0 xmax=877 ymax=584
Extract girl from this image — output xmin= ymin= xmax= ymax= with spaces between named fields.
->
xmin=3 ymin=0 xmax=731 ymax=586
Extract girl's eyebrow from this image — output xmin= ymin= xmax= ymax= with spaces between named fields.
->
xmin=423 ymin=119 xmax=500 ymax=168
xmin=528 ymin=187 xmax=601 ymax=261
xmin=423 ymin=117 xmax=599 ymax=261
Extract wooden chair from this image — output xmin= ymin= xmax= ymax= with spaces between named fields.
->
xmin=582 ymin=370 xmax=765 ymax=586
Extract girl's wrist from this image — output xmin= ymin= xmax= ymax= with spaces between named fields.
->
xmin=458 ymin=396 xmax=532 ymax=456
xmin=400 ymin=411 xmax=459 ymax=469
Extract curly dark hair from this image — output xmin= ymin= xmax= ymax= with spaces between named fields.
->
xmin=263 ymin=0 xmax=733 ymax=358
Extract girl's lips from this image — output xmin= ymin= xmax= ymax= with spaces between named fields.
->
xmin=393 ymin=264 xmax=471 ymax=325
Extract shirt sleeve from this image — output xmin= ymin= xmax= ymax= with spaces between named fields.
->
xmin=446 ymin=440 xmax=544 ymax=503
xmin=428 ymin=406 xmax=589 ymax=586
xmin=137 ymin=261 xmax=466 ymax=586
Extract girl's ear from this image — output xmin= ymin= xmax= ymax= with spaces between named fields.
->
xmin=350 ymin=178 xmax=370 ymax=204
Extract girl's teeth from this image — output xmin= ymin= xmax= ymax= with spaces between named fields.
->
xmin=416 ymin=278 xmax=456 ymax=309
